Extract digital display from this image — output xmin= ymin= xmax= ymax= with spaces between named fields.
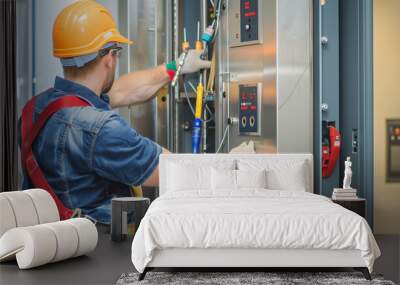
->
xmin=239 ymin=84 xmax=260 ymax=135
xmin=244 ymin=1 xmax=256 ymax=17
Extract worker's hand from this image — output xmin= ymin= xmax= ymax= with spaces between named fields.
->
xmin=180 ymin=49 xmax=211 ymax=75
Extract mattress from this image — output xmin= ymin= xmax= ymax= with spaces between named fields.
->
xmin=131 ymin=190 xmax=380 ymax=273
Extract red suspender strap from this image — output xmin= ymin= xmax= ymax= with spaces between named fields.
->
xmin=21 ymin=95 xmax=91 ymax=220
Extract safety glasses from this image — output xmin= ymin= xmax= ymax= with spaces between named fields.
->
xmin=98 ymin=44 xmax=123 ymax=58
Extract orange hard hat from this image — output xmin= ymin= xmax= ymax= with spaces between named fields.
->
xmin=53 ymin=0 xmax=132 ymax=58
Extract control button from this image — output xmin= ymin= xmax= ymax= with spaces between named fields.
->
xmin=249 ymin=116 xmax=255 ymax=127
xmin=245 ymin=24 xmax=251 ymax=31
xmin=241 ymin=116 xmax=247 ymax=127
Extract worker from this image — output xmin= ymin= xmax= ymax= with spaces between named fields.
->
xmin=19 ymin=0 xmax=211 ymax=224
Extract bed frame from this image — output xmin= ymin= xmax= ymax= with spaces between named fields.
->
xmin=139 ymin=154 xmax=371 ymax=281
xmin=139 ymin=248 xmax=371 ymax=280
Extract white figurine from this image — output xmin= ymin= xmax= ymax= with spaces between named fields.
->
xmin=343 ymin=156 xmax=352 ymax=189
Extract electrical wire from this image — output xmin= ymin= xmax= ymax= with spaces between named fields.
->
xmin=216 ymin=123 xmax=230 ymax=153
xmin=183 ymin=79 xmax=195 ymax=116
xmin=278 ymin=66 xmax=309 ymax=110
xmin=204 ymin=104 xmax=214 ymax=123
xmin=205 ymin=104 xmax=214 ymax=117
xmin=279 ymin=26 xmax=311 ymax=110
xmin=207 ymin=47 xmax=216 ymax=92
xmin=187 ymin=81 xmax=197 ymax=93
xmin=211 ymin=0 xmax=223 ymax=44
xmin=209 ymin=0 xmax=215 ymax=9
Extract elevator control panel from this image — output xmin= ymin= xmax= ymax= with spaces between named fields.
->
xmin=239 ymin=83 xmax=261 ymax=136
xmin=387 ymin=120 xmax=400 ymax=182
xmin=229 ymin=0 xmax=262 ymax=47
xmin=240 ymin=0 xmax=259 ymax=42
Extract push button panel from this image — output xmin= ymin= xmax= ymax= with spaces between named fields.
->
xmin=240 ymin=0 xmax=259 ymax=42
xmin=239 ymin=84 xmax=261 ymax=135
xmin=228 ymin=0 xmax=262 ymax=47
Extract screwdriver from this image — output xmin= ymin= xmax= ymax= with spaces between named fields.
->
xmin=195 ymin=21 xmax=203 ymax=51
xmin=171 ymin=28 xmax=190 ymax=87
xmin=192 ymin=75 xmax=204 ymax=153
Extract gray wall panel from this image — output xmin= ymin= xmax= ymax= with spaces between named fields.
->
xmin=277 ymin=0 xmax=313 ymax=153
xmin=313 ymin=0 xmax=322 ymax=195
xmin=34 ymin=0 xmax=75 ymax=94
xmin=118 ymin=0 xmax=169 ymax=147
xmin=16 ymin=0 xmax=33 ymax=187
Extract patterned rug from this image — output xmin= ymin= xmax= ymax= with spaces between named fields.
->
xmin=117 ymin=271 xmax=396 ymax=285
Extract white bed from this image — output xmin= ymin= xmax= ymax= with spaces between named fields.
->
xmin=131 ymin=154 xmax=380 ymax=280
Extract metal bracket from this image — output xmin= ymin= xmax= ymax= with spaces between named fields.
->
xmin=321 ymin=103 xmax=329 ymax=112
xmin=321 ymin=36 xmax=329 ymax=46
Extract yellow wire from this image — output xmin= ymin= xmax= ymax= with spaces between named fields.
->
xmin=207 ymin=48 xmax=216 ymax=92
xmin=132 ymin=186 xmax=143 ymax=197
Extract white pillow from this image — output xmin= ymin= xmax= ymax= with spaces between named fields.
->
xmin=166 ymin=159 xmax=236 ymax=192
xmin=211 ymin=168 xmax=236 ymax=190
xmin=236 ymin=169 xmax=266 ymax=189
xmin=266 ymin=165 xmax=307 ymax=191
xmin=167 ymin=162 xmax=211 ymax=191
xmin=238 ymin=159 xmax=309 ymax=191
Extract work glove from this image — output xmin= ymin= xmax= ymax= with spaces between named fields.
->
xmin=180 ymin=49 xmax=211 ymax=74
xmin=229 ymin=141 xmax=256 ymax=154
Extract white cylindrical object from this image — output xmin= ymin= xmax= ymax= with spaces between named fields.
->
xmin=24 ymin=189 xmax=59 ymax=224
xmin=0 ymin=218 xmax=97 ymax=269
xmin=0 ymin=226 xmax=57 ymax=269
xmin=66 ymin=218 xmax=98 ymax=257
xmin=1 ymin=192 xmax=39 ymax=227
xmin=43 ymin=221 xmax=79 ymax=263
xmin=0 ymin=196 xmax=17 ymax=238
xmin=17 ymin=226 xmax=57 ymax=269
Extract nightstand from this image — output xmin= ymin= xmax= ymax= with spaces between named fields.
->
xmin=332 ymin=198 xmax=366 ymax=218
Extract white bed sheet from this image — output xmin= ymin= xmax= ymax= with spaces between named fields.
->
xmin=131 ymin=190 xmax=380 ymax=273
